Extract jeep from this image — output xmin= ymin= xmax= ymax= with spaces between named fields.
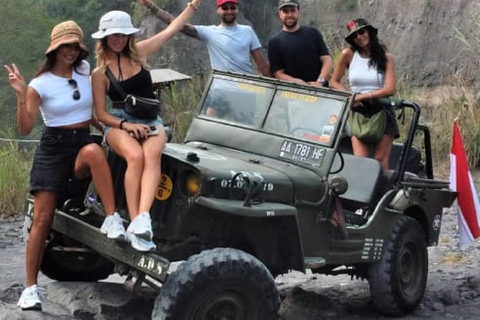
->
xmin=24 ymin=70 xmax=456 ymax=319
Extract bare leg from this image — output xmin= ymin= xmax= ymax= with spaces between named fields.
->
xmin=374 ymin=134 xmax=395 ymax=170
xmin=351 ymin=136 xmax=370 ymax=158
xmin=138 ymin=127 xmax=165 ymax=213
xmin=25 ymin=191 xmax=57 ymax=287
xmin=106 ymin=129 xmax=145 ymax=220
xmin=74 ymin=143 xmax=116 ymax=215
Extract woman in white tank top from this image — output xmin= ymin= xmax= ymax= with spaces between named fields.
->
xmin=330 ymin=18 xmax=398 ymax=170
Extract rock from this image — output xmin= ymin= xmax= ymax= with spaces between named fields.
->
xmin=431 ymin=302 xmax=445 ymax=312
xmin=0 ymin=283 xmax=23 ymax=304
xmin=465 ymin=275 xmax=480 ymax=293
xmin=440 ymin=289 xmax=461 ymax=305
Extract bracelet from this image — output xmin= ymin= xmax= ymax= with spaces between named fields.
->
xmin=187 ymin=2 xmax=198 ymax=10
xmin=119 ymin=119 xmax=127 ymax=130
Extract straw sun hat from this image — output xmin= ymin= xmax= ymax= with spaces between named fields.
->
xmin=45 ymin=20 xmax=89 ymax=60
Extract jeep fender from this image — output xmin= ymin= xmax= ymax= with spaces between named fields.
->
xmin=190 ymin=196 xmax=305 ymax=275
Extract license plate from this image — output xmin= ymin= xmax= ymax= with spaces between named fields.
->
xmin=278 ymin=140 xmax=325 ymax=166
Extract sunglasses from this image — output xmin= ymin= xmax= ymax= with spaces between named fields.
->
xmin=220 ymin=4 xmax=237 ymax=11
xmin=68 ymin=79 xmax=81 ymax=100
xmin=353 ymin=29 xmax=367 ymax=38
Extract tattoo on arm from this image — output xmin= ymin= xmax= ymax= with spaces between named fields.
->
xmin=147 ymin=1 xmax=199 ymax=39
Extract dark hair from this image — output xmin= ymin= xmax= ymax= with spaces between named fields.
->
xmin=350 ymin=28 xmax=387 ymax=74
xmin=33 ymin=50 xmax=86 ymax=78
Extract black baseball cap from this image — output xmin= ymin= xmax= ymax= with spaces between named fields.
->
xmin=278 ymin=0 xmax=299 ymax=10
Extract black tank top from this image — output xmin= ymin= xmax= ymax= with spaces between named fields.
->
xmin=107 ymin=67 xmax=156 ymax=101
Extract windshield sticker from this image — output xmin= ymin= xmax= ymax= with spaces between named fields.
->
xmin=281 ymin=91 xmax=319 ymax=103
xmin=329 ymin=114 xmax=338 ymax=124
xmin=279 ymin=140 xmax=325 ymax=166
xmin=237 ymin=83 xmax=266 ymax=94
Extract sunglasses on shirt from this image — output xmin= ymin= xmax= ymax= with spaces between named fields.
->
xmin=68 ymin=79 xmax=81 ymax=100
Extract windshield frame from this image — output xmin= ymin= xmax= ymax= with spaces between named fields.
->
xmin=197 ymin=72 xmax=351 ymax=149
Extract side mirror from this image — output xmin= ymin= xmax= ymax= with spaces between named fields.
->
xmin=329 ymin=175 xmax=348 ymax=196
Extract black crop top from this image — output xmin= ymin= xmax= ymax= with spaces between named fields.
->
xmin=107 ymin=67 xmax=156 ymax=101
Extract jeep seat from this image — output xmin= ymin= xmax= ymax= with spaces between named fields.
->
xmin=329 ymin=153 xmax=383 ymax=210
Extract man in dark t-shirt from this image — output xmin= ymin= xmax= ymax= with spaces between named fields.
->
xmin=268 ymin=0 xmax=332 ymax=87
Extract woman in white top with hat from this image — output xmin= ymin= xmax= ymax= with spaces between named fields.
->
xmin=4 ymin=21 xmax=121 ymax=311
xmin=91 ymin=0 xmax=203 ymax=252
xmin=330 ymin=18 xmax=399 ymax=170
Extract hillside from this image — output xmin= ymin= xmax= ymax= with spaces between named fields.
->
xmin=139 ymin=0 xmax=479 ymax=87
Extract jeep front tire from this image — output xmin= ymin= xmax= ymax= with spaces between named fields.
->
xmin=153 ymin=248 xmax=280 ymax=320
xmin=368 ymin=215 xmax=428 ymax=316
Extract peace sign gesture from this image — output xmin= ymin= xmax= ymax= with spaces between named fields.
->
xmin=4 ymin=63 xmax=26 ymax=95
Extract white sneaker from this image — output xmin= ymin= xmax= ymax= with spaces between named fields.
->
xmin=100 ymin=212 xmax=126 ymax=242
xmin=17 ymin=285 xmax=45 ymax=311
xmin=126 ymin=212 xmax=153 ymax=240
xmin=126 ymin=232 xmax=156 ymax=252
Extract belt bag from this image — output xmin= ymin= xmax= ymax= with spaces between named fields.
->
xmin=124 ymin=94 xmax=160 ymax=120
xmin=106 ymin=67 xmax=160 ymax=120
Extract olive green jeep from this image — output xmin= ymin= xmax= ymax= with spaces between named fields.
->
xmin=24 ymin=70 xmax=456 ymax=319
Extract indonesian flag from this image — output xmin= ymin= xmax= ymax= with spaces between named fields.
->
xmin=449 ymin=123 xmax=480 ymax=250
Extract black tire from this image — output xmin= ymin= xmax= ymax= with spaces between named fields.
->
xmin=23 ymin=203 xmax=114 ymax=282
xmin=368 ymin=215 xmax=428 ymax=316
xmin=40 ymin=233 xmax=114 ymax=282
xmin=153 ymin=248 xmax=280 ymax=320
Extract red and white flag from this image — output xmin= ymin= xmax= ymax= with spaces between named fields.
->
xmin=449 ymin=122 xmax=480 ymax=250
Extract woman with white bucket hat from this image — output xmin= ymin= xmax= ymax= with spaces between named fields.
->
xmin=91 ymin=1 xmax=203 ymax=252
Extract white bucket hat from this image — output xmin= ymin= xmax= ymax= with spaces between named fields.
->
xmin=91 ymin=11 xmax=140 ymax=39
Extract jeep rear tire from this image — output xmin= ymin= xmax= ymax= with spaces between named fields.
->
xmin=152 ymin=248 xmax=280 ymax=320
xmin=40 ymin=232 xmax=114 ymax=282
xmin=368 ymin=215 xmax=427 ymax=316
xmin=24 ymin=215 xmax=113 ymax=282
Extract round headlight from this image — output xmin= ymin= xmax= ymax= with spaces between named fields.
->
xmin=185 ymin=171 xmax=201 ymax=196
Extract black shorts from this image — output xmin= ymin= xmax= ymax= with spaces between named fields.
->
xmin=30 ymin=127 xmax=93 ymax=195
xmin=384 ymin=107 xmax=400 ymax=139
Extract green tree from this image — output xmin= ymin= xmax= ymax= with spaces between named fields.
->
xmin=0 ymin=0 xmax=54 ymax=137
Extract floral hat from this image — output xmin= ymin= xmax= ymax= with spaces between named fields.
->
xmin=345 ymin=18 xmax=378 ymax=46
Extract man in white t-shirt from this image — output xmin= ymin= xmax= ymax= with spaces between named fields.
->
xmin=134 ymin=0 xmax=271 ymax=76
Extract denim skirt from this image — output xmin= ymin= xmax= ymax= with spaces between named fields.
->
xmin=104 ymin=109 xmax=164 ymax=135
xmin=30 ymin=127 xmax=93 ymax=194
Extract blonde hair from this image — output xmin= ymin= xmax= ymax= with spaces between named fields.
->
xmin=94 ymin=36 xmax=145 ymax=68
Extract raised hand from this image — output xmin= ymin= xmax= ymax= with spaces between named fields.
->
xmin=4 ymin=63 xmax=26 ymax=95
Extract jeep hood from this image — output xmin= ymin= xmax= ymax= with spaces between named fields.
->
xmin=164 ymin=142 xmax=325 ymax=205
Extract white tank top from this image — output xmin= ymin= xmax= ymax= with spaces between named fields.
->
xmin=348 ymin=51 xmax=385 ymax=94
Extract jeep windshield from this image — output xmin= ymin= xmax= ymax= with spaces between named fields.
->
xmin=198 ymin=73 xmax=349 ymax=148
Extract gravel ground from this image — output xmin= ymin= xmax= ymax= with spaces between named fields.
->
xmin=1 ymin=176 xmax=479 ymax=320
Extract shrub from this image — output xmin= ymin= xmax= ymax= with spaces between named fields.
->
xmin=0 ymin=141 xmax=32 ymax=218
